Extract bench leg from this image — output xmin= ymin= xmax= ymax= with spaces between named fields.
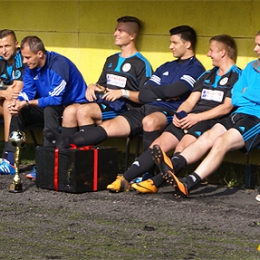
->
xmin=245 ymin=154 xmax=255 ymax=189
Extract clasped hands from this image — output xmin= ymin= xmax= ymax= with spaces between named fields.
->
xmin=173 ymin=113 xmax=200 ymax=129
xmin=85 ymin=83 xmax=123 ymax=102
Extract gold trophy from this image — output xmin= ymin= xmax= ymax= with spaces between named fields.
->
xmin=9 ymin=130 xmax=26 ymax=193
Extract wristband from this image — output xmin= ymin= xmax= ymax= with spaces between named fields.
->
xmin=121 ymin=89 xmax=130 ymax=99
xmin=25 ymin=100 xmax=30 ymax=107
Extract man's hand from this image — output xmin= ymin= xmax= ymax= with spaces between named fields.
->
xmin=85 ymin=83 xmax=106 ymax=102
xmin=176 ymin=113 xmax=200 ymax=129
xmin=173 ymin=113 xmax=200 ymax=129
xmin=7 ymin=99 xmax=26 ymax=116
xmin=0 ymin=87 xmax=19 ymax=100
xmin=102 ymin=88 xmax=122 ymax=102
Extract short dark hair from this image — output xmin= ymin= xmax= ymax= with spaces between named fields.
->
xmin=210 ymin=34 xmax=237 ymax=61
xmin=21 ymin=36 xmax=46 ymax=54
xmin=169 ymin=25 xmax=197 ymax=50
xmin=0 ymin=29 xmax=17 ymax=42
xmin=117 ymin=16 xmax=142 ymax=35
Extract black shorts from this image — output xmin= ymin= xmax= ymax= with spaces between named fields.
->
xmin=96 ymin=102 xmax=127 ymax=120
xmin=219 ymin=113 xmax=260 ymax=152
xmin=121 ymin=104 xmax=175 ymax=138
xmin=164 ymin=118 xmax=223 ymax=141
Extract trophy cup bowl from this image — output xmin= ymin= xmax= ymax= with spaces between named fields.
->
xmin=9 ymin=130 xmax=26 ymax=193
xmin=9 ymin=130 xmax=26 ymax=148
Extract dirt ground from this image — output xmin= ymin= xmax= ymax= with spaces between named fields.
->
xmin=0 ymin=165 xmax=259 ymax=260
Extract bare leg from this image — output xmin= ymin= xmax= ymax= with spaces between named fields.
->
xmin=62 ymin=103 xmax=82 ymax=127
xmin=142 ymin=112 xmax=168 ymax=150
xmin=174 ymin=134 xmax=197 ymax=154
xmin=142 ymin=112 xmax=168 ymax=132
xmin=194 ymin=128 xmax=245 ymax=180
xmin=100 ymin=116 xmax=131 ymax=137
xmin=180 ymin=123 xmax=227 ymax=165
xmin=77 ymin=103 xmax=103 ymax=126
xmin=149 ymin=131 xmax=179 ymax=153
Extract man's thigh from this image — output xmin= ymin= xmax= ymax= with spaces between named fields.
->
xmin=101 ymin=115 xmax=131 ymax=137
xmin=22 ymin=106 xmax=45 ymax=126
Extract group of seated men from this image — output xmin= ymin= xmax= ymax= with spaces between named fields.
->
xmin=0 ymin=16 xmax=259 ymax=201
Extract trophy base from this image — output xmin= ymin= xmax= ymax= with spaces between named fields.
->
xmin=9 ymin=183 xmax=23 ymax=193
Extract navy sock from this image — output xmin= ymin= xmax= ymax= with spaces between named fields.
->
xmin=185 ymin=172 xmax=201 ymax=191
xmin=2 ymin=142 xmax=15 ymax=165
xmin=124 ymin=148 xmax=155 ymax=182
xmin=2 ymin=151 xmax=14 ymax=165
xmin=152 ymin=174 xmax=165 ymax=188
xmin=142 ymin=130 xmax=160 ymax=151
xmin=73 ymin=125 xmax=108 ymax=146
xmin=171 ymin=154 xmax=187 ymax=174
xmin=62 ymin=126 xmax=78 ymax=136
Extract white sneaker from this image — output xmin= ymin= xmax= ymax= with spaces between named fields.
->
xmin=256 ymin=194 xmax=260 ymax=202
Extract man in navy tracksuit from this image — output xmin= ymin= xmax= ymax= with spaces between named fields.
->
xmin=5 ymin=36 xmax=88 ymax=174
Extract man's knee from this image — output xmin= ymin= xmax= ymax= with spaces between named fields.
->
xmin=63 ymin=105 xmax=77 ymax=118
xmin=176 ymin=135 xmax=196 ymax=152
xmin=77 ymin=103 xmax=101 ymax=121
xmin=142 ymin=114 xmax=166 ymax=131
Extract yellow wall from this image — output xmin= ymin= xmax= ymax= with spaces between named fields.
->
xmin=0 ymin=0 xmax=258 ymax=81
xmin=0 ymin=0 xmax=259 ymax=164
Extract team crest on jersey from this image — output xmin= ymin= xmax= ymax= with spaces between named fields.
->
xmin=13 ymin=70 xmax=21 ymax=80
xmin=219 ymin=77 xmax=228 ymax=85
xmin=122 ymin=63 xmax=131 ymax=72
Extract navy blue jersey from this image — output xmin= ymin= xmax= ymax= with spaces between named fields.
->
xmin=146 ymin=57 xmax=205 ymax=112
xmin=192 ymin=64 xmax=242 ymax=113
xmin=18 ymin=51 xmax=88 ymax=107
xmin=0 ymin=48 xmax=24 ymax=85
xmin=96 ymin=52 xmax=152 ymax=111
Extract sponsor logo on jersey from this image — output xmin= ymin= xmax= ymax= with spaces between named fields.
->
xmin=201 ymin=88 xmax=224 ymax=102
xmin=107 ymin=74 xmax=127 ymax=88
xmin=163 ymin=71 xmax=169 ymax=76
xmin=122 ymin=63 xmax=131 ymax=72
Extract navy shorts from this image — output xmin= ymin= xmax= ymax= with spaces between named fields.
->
xmin=219 ymin=113 xmax=260 ymax=152
xmin=96 ymin=102 xmax=127 ymax=120
xmin=121 ymin=104 xmax=175 ymax=138
xmin=164 ymin=118 xmax=223 ymax=141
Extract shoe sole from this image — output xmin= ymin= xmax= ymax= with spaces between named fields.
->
xmin=107 ymin=188 xmax=130 ymax=193
xmin=152 ymin=145 xmax=174 ymax=178
xmin=164 ymin=171 xmax=189 ymax=197
xmin=151 ymin=145 xmax=188 ymax=197
xmin=131 ymin=182 xmax=157 ymax=194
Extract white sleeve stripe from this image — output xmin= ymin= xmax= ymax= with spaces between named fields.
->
xmin=181 ymin=75 xmax=196 ymax=87
xmin=49 ymin=80 xmax=67 ymax=96
xmin=18 ymin=92 xmax=29 ymax=100
xmin=150 ymin=75 xmax=161 ymax=85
